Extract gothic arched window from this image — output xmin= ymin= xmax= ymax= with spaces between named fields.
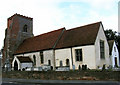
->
xmin=33 ymin=55 xmax=36 ymax=66
xmin=23 ymin=24 xmax=27 ymax=32
xmin=60 ymin=60 xmax=63 ymax=67
xmin=66 ymin=59 xmax=69 ymax=66
xmin=48 ymin=60 xmax=51 ymax=66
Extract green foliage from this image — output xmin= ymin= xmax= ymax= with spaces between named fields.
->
xmin=104 ymin=29 xmax=120 ymax=58
xmin=104 ymin=29 xmax=117 ymax=40
xmin=116 ymin=33 xmax=120 ymax=54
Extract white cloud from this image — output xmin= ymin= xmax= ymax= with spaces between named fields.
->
xmin=0 ymin=0 xmax=118 ymax=49
xmin=83 ymin=0 xmax=117 ymax=9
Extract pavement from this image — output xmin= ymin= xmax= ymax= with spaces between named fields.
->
xmin=2 ymin=78 xmax=120 ymax=85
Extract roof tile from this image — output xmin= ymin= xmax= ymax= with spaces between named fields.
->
xmin=15 ymin=28 xmax=65 ymax=54
xmin=55 ymin=22 xmax=101 ymax=49
xmin=15 ymin=22 xmax=101 ymax=54
xmin=17 ymin=56 xmax=33 ymax=63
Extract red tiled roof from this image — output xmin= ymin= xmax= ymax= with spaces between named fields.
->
xmin=15 ymin=22 xmax=101 ymax=54
xmin=55 ymin=22 xmax=101 ymax=49
xmin=17 ymin=56 xmax=33 ymax=63
xmin=15 ymin=28 xmax=65 ymax=54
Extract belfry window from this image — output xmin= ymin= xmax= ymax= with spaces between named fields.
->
xmin=23 ymin=24 xmax=27 ymax=32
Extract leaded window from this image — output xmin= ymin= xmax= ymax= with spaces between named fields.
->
xmin=33 ymin=55 xmax=36 ymax=66
xmin=23 ymin=24 xmax=27 ymax=32
xmin=40 ymin=51 xmax=44 ymax=64
xmin=75 ymin=49 xmax=83 ymax=61
xmin=100 ymin=40 xmax=105 ymax=59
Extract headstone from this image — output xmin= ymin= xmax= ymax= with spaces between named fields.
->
xmin=102 ymin=64 xmax=106 ymax=71
xmin=82 ymin=65 xmax=85 ymax=70
xmin=78 ymin=65 xmax=81 ymax=70
xmin=85 ymin=65 xmax=87 ymax=70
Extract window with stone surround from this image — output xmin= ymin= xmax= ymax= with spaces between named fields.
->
xmin=66 ymin=59 xmax=69 ymax=66
xmin=48 ymin=60 xmax=51 ymax=66
xmin=33 ymin=55 xmax=36 ymax=66
xmin=60 ymin=60 xmax=63 ymax=67
xmin=75 ymin=49 xmax=83 ymax=61
xmin=23 ymin=24 xmax=27 ymax=32
xmin=100 ymin=40 xmax=105 ymax=59
xmin=40 ymin=51 xmax=44 ymax=64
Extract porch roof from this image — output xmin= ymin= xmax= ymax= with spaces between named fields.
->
xmin=17 ymin=56 xmax=33 ymax=63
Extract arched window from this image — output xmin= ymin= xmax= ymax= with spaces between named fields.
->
xmin=23 ymin=24 xmax=27 ymax=32
xmin=33 ymin=55 xmax=36 ymax=66
xmin=100 ymin=40 xmax=105 ymax=59
xmin=48 ymin=60 xmax=51 ymax=66
xmin=60 ymin=60 xmax=63 ymax=67
xmin=66 ymin=59 xmax=69 ymax=66
xmin=40 ymin=51 xmax=44 ymax=64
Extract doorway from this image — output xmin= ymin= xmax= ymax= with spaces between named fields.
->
xmin=14 ymin=60 xmax=18 ymax=70
xmin=66 ymin=59 xmax=69 ymax=66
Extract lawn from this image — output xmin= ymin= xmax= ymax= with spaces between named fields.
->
xmin=2 ymin=70 xmax=120 ymax=81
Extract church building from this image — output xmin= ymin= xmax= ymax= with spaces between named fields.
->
xmin=2 ymin=14 xmax=113 ymax=71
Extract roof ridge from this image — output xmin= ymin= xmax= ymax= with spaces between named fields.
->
xmin=55 ymin=21 xmax=101 ymax=49
xmin=67 ymin=21 xmax=101 ymax=31
xmin=38 ymin=27 xmax=65 ymax=36
xmin=26 ymin=27 xmax=66 ymax=40
xmin=15 ymin=21 xmax=102 ymax=54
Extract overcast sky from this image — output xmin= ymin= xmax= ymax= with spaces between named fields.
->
xmin=0 ymin=0 xmax=119 ymax=49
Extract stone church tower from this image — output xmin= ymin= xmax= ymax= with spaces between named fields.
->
xmin=2 ymin=14 xmax=34 ymax=68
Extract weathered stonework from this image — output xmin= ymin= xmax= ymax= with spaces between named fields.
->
xmin=2 ymin=14 xmax=34 ymax=67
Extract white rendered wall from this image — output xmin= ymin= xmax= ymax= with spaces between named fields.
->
xmin=21 ymin=63 xmax=33 ymax=70
xmin=12 ymin=56 xmax=21 ymax=70
xmin=55 ymin=48 xmax=73 ymax=69
xmin=72 ymin=45 xmax=96 ymax=69
xmin=14 ymin=50 xmax=55 ymax=68
xmin=44 ymin=50 xmax=54 ymax=67
xmin=23 ymin=52 xmax=40 ymax=67
xmin=111 ymin=42 xmax=119 ymax=67
xmin=95 ymin=24 xmax=111 ymax=69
